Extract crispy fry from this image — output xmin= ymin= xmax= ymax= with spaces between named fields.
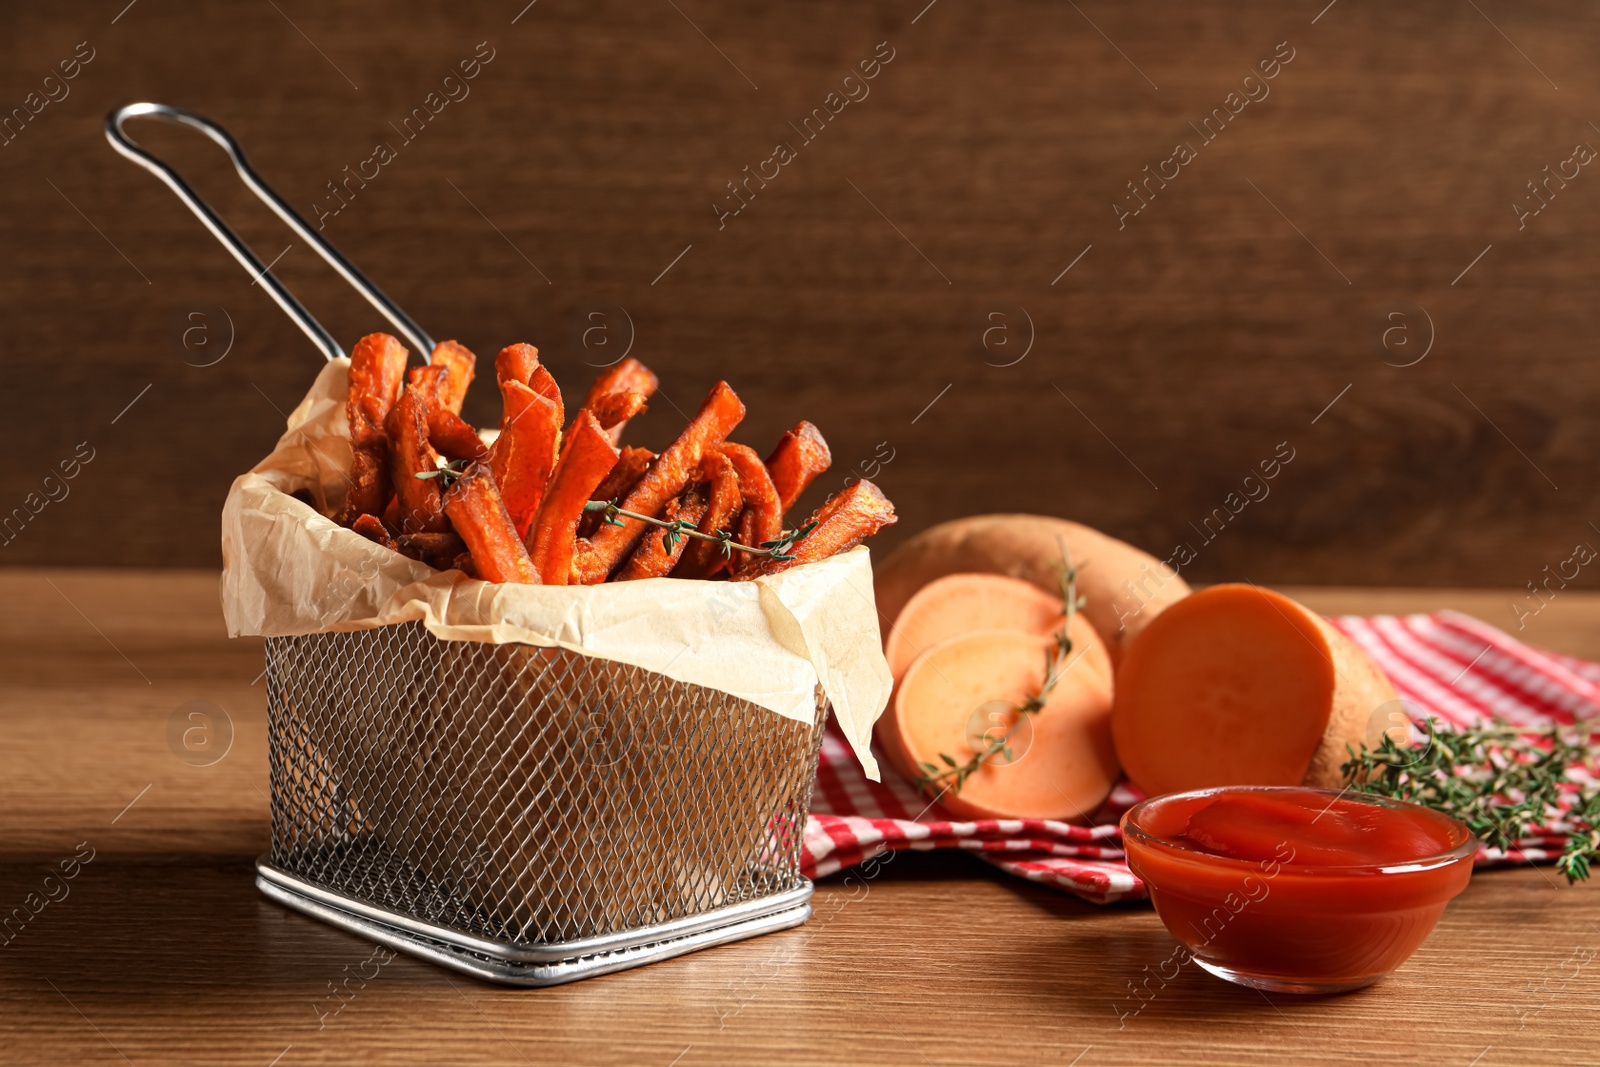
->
xmin=582 ymin=381 xmax=745 ymax=579
xmin=489 ymin=380 xmax=562 ymax=538
xmin=581 ymin=357 xmax=658 ymax=443
xmin=408 ymin=364 xmax=488 ymax=462
xmin=765 ymin=420 xmax=832 ymax=515
xmin=428 ymin=340 xmax=476 ymax=414
xmin=587 ymin=390 xmax=649 ymax=438
xmin=530 ymin=366 xmax=564 ymax=427
xmin=386 ymin=390 xmax=449 ymax=534
xmin=495 ymin=343 xmax=540 ymax=387
xmin=395 ymin=532 xmax=467 ymax=570
xmin=342 ymin=332 xmax=409 ymax=520
xmin=450 ymin=551 xmax=479 ymax=578
xmin=443 ymin=464 xmax=540 ymax=584
xmin=381 ymin=495 xmax=400 ymax=529
xmin=719 ymin=442 xmax=783 ymax=576
xmin=740 ymin=479 xmax=897 ymax=579
xmin=528 ymin=410 xmax=620 ymax=585
xmin=672 ymin=451 xmax=743 ymax=579
xmin=615 ymin=489 xmax=707 ymax=581
xmin=351 ymin=513 xmax=394 ymax=549
xmin=577 ymin=446 xmax=654 ymax=539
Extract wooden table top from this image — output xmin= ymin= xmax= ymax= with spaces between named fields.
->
xmin=2 ymin=569 xmax=1596 ymax=1067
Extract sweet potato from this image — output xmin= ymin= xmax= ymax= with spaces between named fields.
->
xmin=351 ymin=513 xmax=394 ymax=549
xmin=528 ymin=410 xmax=620 ymax=585
xmin=489 ymin=380 xmax=561 ymax=538
xmin=765 ymin=420 xmax=831 ymax=515
xmin=883 ymin=573 xmax=1065 ymax=686
xmin=1111 ymin=583 xmax=1399 ymax=795
xmin=530 ymin=366 xmax=564 ymax=428
xmin=582 ymin=358 xmax=657 ymax=444
xmin=587 ymin=390 xmax=649 ymax=439
xmin=577 ymin=446 xmax=654 ymax=539
xmin=883 ymin=620 xmax=1117 ymax=821
xmin=583 ymin=380 xmax=745 ymax=578
xmin=342 ymin=332 xmax=409 ymax=520
xmin=614 ymin=490 xmax=707 ymax=581
xmin=428 ymin=340 xmax=476 ymax=414
xmin=742 ymin=479 xmax=896 ymax=578
xmin=874 ymin=514 xmax=1192 ymax=668
xmin=407 ymin=364 xmax=487 ymax=462
xmin=443 ymin=464 xmax=540 ymax=584
xmin=396 ymin=532 xmax=467 ymax=570
xmin=495 ymin=342 xmax=540 ymax=388
xmin=672 ymin=451 xmax=743 ymax=579
xmin=719 ymin=443 xmax=782 ymax=576
xmin=385 ymin=390 xmax=448 ymax=534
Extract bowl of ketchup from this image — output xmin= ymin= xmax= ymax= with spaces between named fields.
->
xmin=1121 ymin=786 xmax=1478 ymax=994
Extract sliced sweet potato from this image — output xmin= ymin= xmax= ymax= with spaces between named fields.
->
xmin=765 ymin=420 xmax=831 ymax=515
xmin=583 ymin=380 xmax=745 ymax=578
xmin=672 ymin=451 xmax=743 ymax=579
xmin=719 ymin=443 xmax=783 ymax=576
xmin=582 ymin=359 xmax=657 ymax=444
xmin=489 ymin=380 xmax=561 ymax=538
xmin=395 ymin=532 xmax=467 ymax=570
xmin=385 ymin=390 xmax=448 ymax=534
xmin=528 ymin=410 xmax=620 ymax=585
xmin=495 ymin=343 xmax=540 ymax=388
xmin=342 ymin=332 xmax=409 ymax=520
xmin=885 ymin=621 xmax=1117 ymax=822
xmin=351 ymin=513 xmax=395 ymax=550
xmin=406 ymin=364 xmax=487 ymax=462
xmin=443 ymin=464 xmax=540 ymax=584
xmin=577 ymin=446 xmax=654 ymax=539
xmin=884 ymin=574 xmax=1065 ymax=686
xmin=742 ymin=479 xmax=896 ymax=578
xmin=614 ymin=490 xmax=707 ymax=581
xmin=1111 ymin=583 xmax=1399 ymax=795
xmin=529 ymin=366 xmax=564 ymax=428
xmin=428 ymin=340 xmax=476 ymax=414
xmin=587 ymin=390 xmax=649 ymax=439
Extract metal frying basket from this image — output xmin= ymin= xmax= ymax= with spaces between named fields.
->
xmin=107 ymin=104 xmax=828 ymax=984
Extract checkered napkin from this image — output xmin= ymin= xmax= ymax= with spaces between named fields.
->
xmin=801 ymin=612 xmax=1600 ymax=903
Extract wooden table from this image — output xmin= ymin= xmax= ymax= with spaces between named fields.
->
xmin=2 ymin=570 xmax=1597 ymax=1067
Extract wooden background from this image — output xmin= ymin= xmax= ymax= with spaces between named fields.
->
xmin=2 ymin=0 xmax=1597 ymax=590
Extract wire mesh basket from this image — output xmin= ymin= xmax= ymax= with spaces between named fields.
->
xmin=255 ymin=622 xmax=826 ymax=984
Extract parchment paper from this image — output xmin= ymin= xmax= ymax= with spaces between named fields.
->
xmin=220 ymin=359 xmax=890 ymax=778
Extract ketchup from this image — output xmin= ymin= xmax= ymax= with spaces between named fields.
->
xmin=1122 ymin=787 xmax=1477 ymax=993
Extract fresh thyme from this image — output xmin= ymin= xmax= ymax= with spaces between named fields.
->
xmin=914 ymin=541 xmax=1087 ymax=794
xmin=581 ymin=500 xmax=817 ymax=561
xmin=412 ymin=456 xmax=472 ymax=487
xmin=1343 ymin=718 xmax=1600 ymax=883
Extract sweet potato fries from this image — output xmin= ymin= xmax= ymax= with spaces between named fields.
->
xmin=333 ymin=333 xmax=895 ymax=584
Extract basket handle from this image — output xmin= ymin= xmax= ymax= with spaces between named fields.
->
xmin=105 ymin=102 xmax=436 ymax=362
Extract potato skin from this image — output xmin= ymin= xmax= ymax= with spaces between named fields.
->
xmin=873 ymin=514 xmax=1191 ymax=667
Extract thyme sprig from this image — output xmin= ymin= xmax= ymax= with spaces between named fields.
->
xmin=581 ymin=500 xmax=817 ymax=561
xmin=413 ymin=456 xmax=472 ymax=487
xmin=1343 ymin=718 xmax=1600 ymax=883
xmin=914 ymin=541 xmax=1087 ymax=794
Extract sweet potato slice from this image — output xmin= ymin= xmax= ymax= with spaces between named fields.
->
xmin=528 ymin=410 xmax=620 ymax=585
xmin=489 ymin=380 xmax=561 ymax=538
xmin=587 ymin=390 xmax=649 ymax=439
xmin=395 ymin=532 xmax=467 ymax=570
xmin=671 ymin=451 xmax=744 ymax=579
xmin=884 ymin=574 xmax=1065 ymax=686
xmin=529 ymin=366 xmax=564 ymax=428
xmin=884 ymin=623 xmax=1117 ymax=822
xmin=742 ymin=479 xmax=897 ymax=578
xmin=765 ymin=420 xmax=831 ymax=515
xmin=577 ymin=446 xmax=654 ymax=539
xmin=342 ymin=332 xmax=409 ymax=520
xmin=582 ymin=358 xmax=658 ymax=444
xmin=385 ymin=390 xmax=448 ymax=534
xmin=351 ymin=513 xmax=395 ymax=550
xmin=406 ymin=364 xmax=487 ymax=462
xmin=583 ymin=380 xmax=745 ymax=578
xmin=443 ymin=464 xmax=540 ymax=584
xmin=1111 ymin=584 xmax=1399 ymax=795
xmin=428 ymin=340 xmax=476 ymax=414
xmin=614 ymin=490 xmax=707 ymax=581
xmin=495 ymin=343 xmax=540 ymax=388
xmin=719 ymin=443 xmax=783 ymax=576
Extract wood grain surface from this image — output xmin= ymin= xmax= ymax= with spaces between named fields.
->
xmin=1 ymin=569 xmax=1598 ymax=1066
xmin=3 ymin=1 xmax=1599 ymax=586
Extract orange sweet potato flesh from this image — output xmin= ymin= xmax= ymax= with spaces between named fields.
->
xmin=765 ymin=420 xmax=831 ymax=515
xmin=489 ymin=380 xmax=561 ymax=538
xmin=528 ymin=410 xmax=620 ymax=585
xmin=582 ymin=358 xmax=658 ymax=444
xmin=743 ymin=479 xmax=897 ymax=578
xmin=884 ymin=573 xmax=1065 ymax=686
xmin=577 ymin=446 xmax=653 ymax=539
xmin=672 ymin=451 xmax=743 ymax=579
xmin=495 ymin=343 xmax=540 ymax=388
xmin=428 ymin=340 xmax=476 ymax=414
xmin=407 ymin=365 xmax=487 ymax=462
xmin=1111 ymin=583 xmax=1399 ymax=795
xmin=614 ymin=490 xmax=707 ymax=581
xmin=582 ymin=380 xmax=744 ymax=579
xmin=443 ymin=464 xmax=540 ymax=584
xmin=885 ymin=622 xmax=1117 ymax=822
xmin=395 ymin=532 xmax=467 ymax=570
xmin=587 ymin=390 xmax=649 ymax=438
xmin=343 ymin=332 xmax=409 ymax=519
xmin=719 ymin=443 xmax=782 ymax=575
xmin=385 ymin=390 xmax=448 ymax=534
xmin=351 ymin=513 xmax=394 ymax=549
xmin=529 ymin=366 xmax=564 ymax=428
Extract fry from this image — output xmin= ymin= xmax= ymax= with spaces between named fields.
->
xmin=342 ymin=332 xmax=409 ymax=520
xmin=582 ymin=380 xmax=745 ymax=579
xmin=739 ymin=479 xmax=897 ymax=579
xmin=386 ymin=390 xmax=449 ymax=534
xmin=615 ymin=489 xmax=707 ymax=581
xmin=765 ymin=420 xmax=831 ymax=515
xmin=408 ymin=364 xmax=487 ymax=462
xmin=582 ymin=358 xmax=658 ymax=443
xmin=672 ymin=451 xmax=743 ymax=579
xmin=428 ymin=340 xmax=476 ymax=414
xmin=489 ymin=380 xmax=561 ymax=538
xmin=528 ymin=410 xmax=620 ymax=585
xmin=351 ymin=513 xmax=394 ymax=549
xmin=530 ymin=366 xmax=564 ymax=427
xmin=587 ymin=390 xmax=649 ymax=438
xmin=577 ymin=446 xmax=654 ymax=539
xmin=395 ymin=532 xmax=467 ymax=570
xmin=443 ymin=463 xmax=540 ymax=584
xmin=719 ymin=442 xmax=782 ymax=575
xmin=495 ymin=342 xmax=540 ymax=387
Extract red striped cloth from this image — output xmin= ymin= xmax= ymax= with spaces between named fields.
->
xmin=801 ymin=612 xmax=1598 ymax=903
